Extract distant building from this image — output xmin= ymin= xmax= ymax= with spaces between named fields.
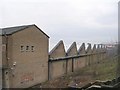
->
xmin=1 ymin=24 xmax=49 ymax=88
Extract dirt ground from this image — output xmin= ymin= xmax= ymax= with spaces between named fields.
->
xmin=32 ymin=70 xmax=97 ymax=88
xmin=34 ymin=75 xmax=93 ymax=88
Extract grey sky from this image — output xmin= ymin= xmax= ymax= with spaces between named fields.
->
xmin=0 ymin=0 xmax=119 ymax=50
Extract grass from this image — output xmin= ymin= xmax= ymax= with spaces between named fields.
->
xmin=70 ymin=55 xmax=118 ymax=81
xmin=93 ymin=61 xmax=117 ymax=81
xmin=83 ymin=56 xmax=118 ymax=81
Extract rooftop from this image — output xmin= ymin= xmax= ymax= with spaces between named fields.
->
xmin=0 ymin=24 xmax=49 ymax=38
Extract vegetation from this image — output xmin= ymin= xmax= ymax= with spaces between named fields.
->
xmin=32 ymin=55 xmax=118 ymax=88
xmin=93 ymin=59 xmax=117 ymax=81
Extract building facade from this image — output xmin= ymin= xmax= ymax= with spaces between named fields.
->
xmin=1 ymin=24 xmax=49 ymax=88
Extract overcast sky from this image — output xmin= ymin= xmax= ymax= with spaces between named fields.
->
xmin=0 ymin=0 xmax=119 ymax=50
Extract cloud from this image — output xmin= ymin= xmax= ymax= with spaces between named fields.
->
xmin=1 ymin=0 xmax=118 ymax=50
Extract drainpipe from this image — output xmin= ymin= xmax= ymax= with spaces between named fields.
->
xmin=3 ymin=32 xmax=9 ymax=88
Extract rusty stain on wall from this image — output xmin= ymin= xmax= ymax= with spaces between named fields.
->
xmin=20 ymin=72 xmax=34 ymax=84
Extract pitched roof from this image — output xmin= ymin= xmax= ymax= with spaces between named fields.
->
xmin=78 ymin=43 xmax=86 ymax=54
xmin=92 ymin=44 xmax=97 ymax=53
xmin=0 ymin=24 xmax=49 ymax=38
xmin=49 ymin=40 xmax=65 ymax=55
xmin=86 ymin=43 xmax=92 ymax=53
xmin=66 ymin=42 xmax=77 ymax=55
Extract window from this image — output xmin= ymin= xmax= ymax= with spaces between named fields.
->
xmin=26 ymin=46 xmax=29 ymax=51
xmin=21 ymin=45 xmax=34 ymax=52
xmin=31 ymin=46 xmax=34 ymax=52
xmin=21 ymin=46 xmax=24 ymax=52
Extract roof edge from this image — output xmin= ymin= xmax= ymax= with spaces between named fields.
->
xmin=33 ymin=24 xmax=50 ymax=38
xmin=1 ymin=24 xmax=50 ymax=38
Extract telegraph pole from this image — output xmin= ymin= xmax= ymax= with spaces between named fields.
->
xmin=117 ymin=1 xmax=120 ymax=78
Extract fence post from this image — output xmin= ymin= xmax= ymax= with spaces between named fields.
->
xmin=66 ymin=59 xmax=68 ymax=74
xmin=48 ymin=60 xmax=52 ymax=80
xmin=72 ymin=58 xmax=74 ymax=72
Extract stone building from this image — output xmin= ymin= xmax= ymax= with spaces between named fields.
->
xmin=1 ymin=24 xmax=49 ymax=88
xmin=66 ymin=42 xmax=77 ymax=72
xmin=49 ymin=40 xmax=66 ymax=79
xmin=0 ymin=24 xmax=107 ymax=88
xmin=77 ymin=43 xmax=86 ymax=69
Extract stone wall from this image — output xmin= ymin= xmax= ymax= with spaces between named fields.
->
xmin=49 ymin=41 xmax=107 ymax=80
